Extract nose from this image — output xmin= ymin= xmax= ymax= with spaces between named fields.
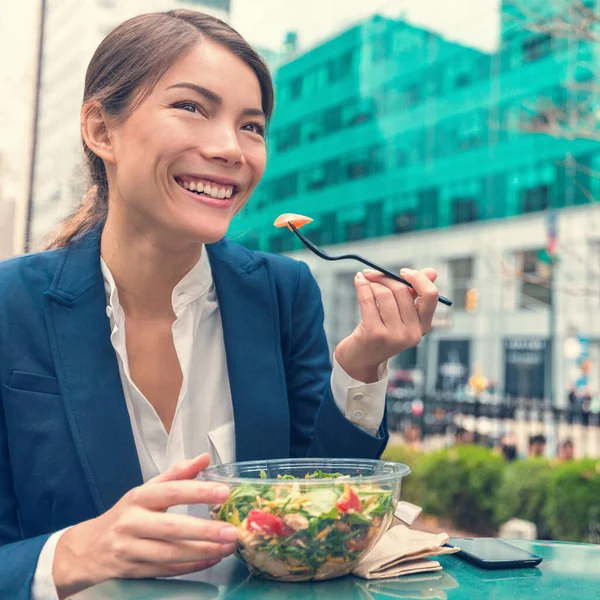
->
xmin=200 ymin=123 xmax=245 ymax=167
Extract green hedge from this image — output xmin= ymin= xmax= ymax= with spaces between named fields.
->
xmin=380 ymin=444 xmax=425 ymax=506
xmin=544 ymin=459 xmax=600 ymax=542
xmin=382 ymin=444 xmax=600 ymax=542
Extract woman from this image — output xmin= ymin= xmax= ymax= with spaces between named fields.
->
xmin=0 ymin=10 xmax=439 ymax=600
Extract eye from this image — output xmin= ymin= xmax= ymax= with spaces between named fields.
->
xmin=242 ymin=122 xmax=266 ymax=137
xmin=173 ymin=101 xmax=203 ymax=114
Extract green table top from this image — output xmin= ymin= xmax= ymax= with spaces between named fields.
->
xmin=75 ymin=540 xmax=600 ymax=600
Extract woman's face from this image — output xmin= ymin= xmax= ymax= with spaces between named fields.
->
xmin=105 ymin=39 xmax=267 ymax=245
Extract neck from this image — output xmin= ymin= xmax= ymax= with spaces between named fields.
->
xmin=100 ymin=209 xmax=203 ymax=319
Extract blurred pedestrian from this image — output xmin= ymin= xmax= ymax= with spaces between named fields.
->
xmin=558 ymin=439 xmax=575 ymax=462
xmin=455 ymin=426 xmax=474 ymax=445
xmin=528 ymin=434 xmax=547 ymax=458
xmin=499 ymin=432 xmax=518 ymax=462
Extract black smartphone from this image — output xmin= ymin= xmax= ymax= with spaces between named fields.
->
xmin=446 ymin=538 xmax=543 ymax=569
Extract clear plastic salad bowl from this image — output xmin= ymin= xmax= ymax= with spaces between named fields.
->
xmin=201 ymin=458 xmax=410 ymax=581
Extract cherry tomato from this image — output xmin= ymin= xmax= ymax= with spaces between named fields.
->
xmin=246 ymin=509 xmax=294 ymax=537
xmin=336 ymin=485 xmax=362 ymax=513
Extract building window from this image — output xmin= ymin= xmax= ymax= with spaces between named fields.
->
xmin=327 ymin=50 xmax=354 ymax=83
xmin=346 ymin=222 xmax=365 ymax=241
xmin=321 ymin=212 xmax=337 ymax=245
xmin=272 ymin=173 xmax=298 ymax=199
xmin=519 ymin=249 xmax=552 ymax=309
xmin=289 ymin=76 xmax=303 ymax=101
xmin=275 ymin=123 xmax=300 ymax=152
xmin=365 ymin=201 xmax=384 ymax=238
xmin=345 ymin=146 xmax=384 ymax=180
xmin=418 ymin=188 xmax=439 ymax=230
xmin=322 ymin=105 xmax=341 ymax=134
xmin=393 ymin=211 xmax=416 ymax=234
xmin=522 ymin=184 xmax=550 ymax=213
xmin=452 ymin=198 xmax=478 ymax=224
xmin=455 ymin=72 xmax=471 ymax=88
xmin=523 ymin=34 xmax=553 ymax=63
xmin=449 ymin=257 xmax=474 ymax=310
xmin=405 ymin=83 xmax=422 ymax=107
xmin=323 ymin=159 xmax=341 ymax=187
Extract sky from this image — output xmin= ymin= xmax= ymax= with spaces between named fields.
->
xmin=231 ymin=0 xmax=501 ymax=54
xmin=0 ymin=0 xmax=501 ymax=208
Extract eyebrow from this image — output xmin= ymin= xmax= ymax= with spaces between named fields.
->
xmin=165 ymin=82 xmax=266 ymax=119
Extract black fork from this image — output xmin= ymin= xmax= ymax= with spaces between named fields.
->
xmin=288 ymin=224 xmax=453 ymax=307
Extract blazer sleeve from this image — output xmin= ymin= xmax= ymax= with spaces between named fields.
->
xmin=286 ymin=261 xmax=389 ymax=459
xmin=0 ymin=381 xmax=52 ymax=600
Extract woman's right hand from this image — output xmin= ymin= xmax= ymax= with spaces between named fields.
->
xmin=52 ymin=454 xmax=237 ymax=600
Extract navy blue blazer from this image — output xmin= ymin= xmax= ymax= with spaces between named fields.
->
xmin=0 ymin=227 xmax=388 ymax=598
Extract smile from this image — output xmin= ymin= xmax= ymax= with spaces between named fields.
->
xmin=174 ymin=176 xmax=237 ymax=199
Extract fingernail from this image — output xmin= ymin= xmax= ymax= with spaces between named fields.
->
xmin=363 ymin=268 xmax=379 ymax=276
xmin=220 ymin=527 xmax=239 ymax=542
xmin=213 ymin=485 xmax=230 ymax=501
xmin=220 ymin=543 xmax=236 ymax=557
xmin=355 ymin=271 xmax=365 ymax=280
xmin=400 ymin=268 xmax=411 ymax=277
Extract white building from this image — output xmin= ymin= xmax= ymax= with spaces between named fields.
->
xmin=27 ymin=0 xmax=230 ymax=251
xmin=286 ymin=203 xmax=600 ymax=408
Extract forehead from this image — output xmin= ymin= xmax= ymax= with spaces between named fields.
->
xmin=155 ymin=39 xmax=263 ymax=109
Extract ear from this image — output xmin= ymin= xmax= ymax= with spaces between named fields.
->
xmin=81 ymin=101 xmax=117 ymax=165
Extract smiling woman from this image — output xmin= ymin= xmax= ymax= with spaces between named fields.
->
xmin=0 ymin=8 xmax=439 ymax=600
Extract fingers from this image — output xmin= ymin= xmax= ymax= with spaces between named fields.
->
xmin=354 ymin=272 xmax=383 ymax=327
xmin=127 ymin=480 xmax=230 ymax=511
xmin=363 ymin=268 xmax=439 ymax=333
xmin=126 ymin=510 xmax=239 ymax=543
xmin=126 ymin=558 xmax=222 ymax=580
xmin=368 ymin=281 xmax=403 ymax=330
xmin=400 ymin=269 xmax=439 ymax=332
xmin=120 ymin=537 xmax=235 ymax=565
xmin=136 ymin=559 xmax=222 ymax=579
xmin=148 ymin=454 xmax=211 ymax=485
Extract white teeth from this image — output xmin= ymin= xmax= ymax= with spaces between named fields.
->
xmin=178 ymin=178 xmax=234 ymax=199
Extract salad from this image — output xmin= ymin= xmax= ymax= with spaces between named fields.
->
xmin=210 ymin=470 xmax=393 ymax=581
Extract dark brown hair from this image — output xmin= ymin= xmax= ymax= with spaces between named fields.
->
xmin=44 ymin=9 xmax=274 ymax=250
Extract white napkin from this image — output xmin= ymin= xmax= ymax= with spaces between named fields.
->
xmin=352 ymin=525 xmax=460 ymax=580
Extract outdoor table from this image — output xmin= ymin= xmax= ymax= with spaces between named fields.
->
xmin=73 ymin=539 xmax=600 ymax=599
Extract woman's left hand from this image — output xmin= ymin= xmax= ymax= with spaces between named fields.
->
xmin=334 ymin=268 xmax=439 ymax=383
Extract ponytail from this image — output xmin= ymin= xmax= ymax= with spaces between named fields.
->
xmin=43 ymin=151 xmax=108 ymax=250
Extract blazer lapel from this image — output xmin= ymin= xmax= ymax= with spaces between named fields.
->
xmin=44 ymin=228 xmax=143 ymax=515
xmin=207 ymin=241 xmax=290 ymax=462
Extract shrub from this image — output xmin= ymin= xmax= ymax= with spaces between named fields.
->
xmin=494 ymin=458 xmax=554 ymax=538
xmin=418 ymin=445 xmax=504 ymax=535
xmin=544 ymin=459 xmax=600 ymax=542
xmin=381 ymin=444 xmax=424 ymax=505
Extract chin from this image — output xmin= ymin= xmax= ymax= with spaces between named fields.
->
xmin=179 ymin=220 xmax=230 ymax=245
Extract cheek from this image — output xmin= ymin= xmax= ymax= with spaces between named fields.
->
xmin=247 ymin=146 xmax=267 ymax=182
